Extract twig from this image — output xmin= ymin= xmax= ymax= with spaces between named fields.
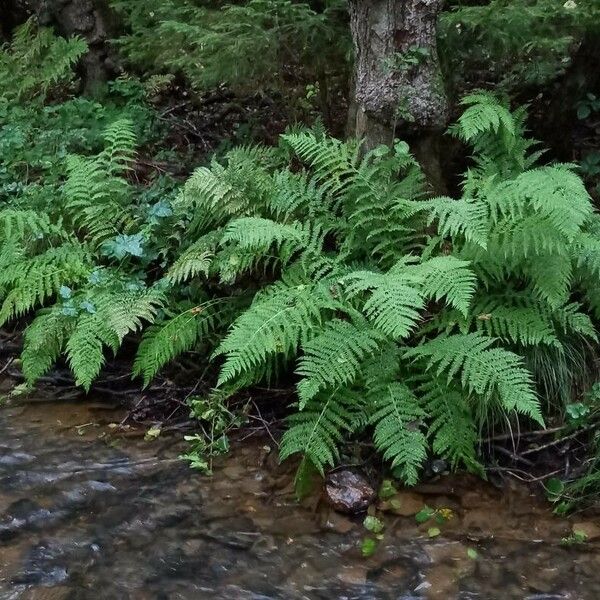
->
xmin=492 ymin=444 xmax=535 ymax=467
xmin=0 ymin=357 xmax=14 ymax=376
xmin=487 ymin=465 xmax=563 ymax=483
xmin=483 ymin=425 xmax=566 ymax=443
xmin=520 ymin=423 xmax=599 ymax=456
xmin=249 ymin=399 xmax=280 ymax=448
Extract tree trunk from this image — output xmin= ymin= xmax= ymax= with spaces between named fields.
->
xmin=348 ymin=0 xmax=449 ymax=153
xmin=22 ymin=0 xmax=117 ymax=96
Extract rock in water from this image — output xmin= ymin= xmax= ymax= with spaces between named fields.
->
xmin=324 ymin=470 xmax=375 ymax=514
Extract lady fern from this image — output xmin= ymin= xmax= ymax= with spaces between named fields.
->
xmin=8 ymin=90 xmax=600 ymax=494
xmin=154 ymin=99 xmax=597 ymax=489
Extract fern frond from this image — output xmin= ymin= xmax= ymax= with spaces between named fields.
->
xmin=0 ymin=209 xmax=65 ymax=244
xmin=409 ymin=256 xmax=477 ymax=316
xmin=420 ymin=380 xmax=481 ymax=472
xmin=63 ymin=287 xmax=165 ymax=390
xmin=424 ymin=196 xmax=489 ymax=249
xmin=0 ymin=243 xmax=92 ymax=326
xmin=22 ymin=310 xmax=75 ymax=384
xmin=221 ymin=217 xmax=306 ymax=251
xmin=100 ymin=119 xmax=137 ymax=174
xmin=166 ymin=235 xmax=216 ymax=284
xmin=296 ymin=319 xmax=385 ymax=408
xmin=215 ymin=282 xmax=338 ymax=386
xmin=488 ymin=165 xmax=592 ymax=241
xmin=368 ymin=382 xmax=427 ymax=485
xmin=280 ymin=389 xmax=362 ymax=477
xmin=344 ymin=268 xmax=425 ymax=338
xmin=282 ymin=132 xmax=360 ymax=195
xmin=406 ymin=333 xmax=543 ymax=424
xmin=452 ymin=91 xmax=516 ymax=144
xmin=133 ymin=300 xmax=226 ymax=386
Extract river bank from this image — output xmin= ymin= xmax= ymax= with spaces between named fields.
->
xmin=1 ymin=397 xmax=600 ymax=599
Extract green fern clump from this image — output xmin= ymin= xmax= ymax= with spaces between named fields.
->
xmin=135 ymin=92 xmax=600 ymax=490
xmin=7 ymin=83 xmax=600 ymax=493
xmin=0 ymin=120 xmax=174 ymax=390
xmin=0 ymin=19 xmax=87 ymax=102
xmin=425 ymin=92 xmax=599 ymax=407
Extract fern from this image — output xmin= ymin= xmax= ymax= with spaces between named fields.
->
xmin=406 ymin=333 xmax=543 ymax=425
xmin=0 ymin=243 xmax=93 ymax=326
xmin=452 ymin=92 xmax=516 ymax=144
xmin=296 ymin=319 xmax=385 ymax=408
xmin=368 ymin=382 xmax=427 ymax=485
xmin=58 ymin=287 xmax=164 ymax=390
xmin=22 ymin=310 xmax=75 ymax=384
xmin=344 ymin=269 xmax=425 ymax=339
xmin=221 ymin=217 xmax=307 ymax=253
xmin=63 ymin=120 xmax=138 ymax=246
xmin=420 ymin=380 xmax=482 ymax=472
xmin=133 ymin=299 xmax=229 ymax=386
xmin=215 ymin=281 xmax=339 ymax=387
xmin=280 ymin=389 xmax=362 ymax=477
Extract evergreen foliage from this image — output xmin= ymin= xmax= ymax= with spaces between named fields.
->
xmin=0 ymin=19 xmax=87 ymax=102
xmin=112 ymin=0 xmax=350 ymax=118
xmin=440 ymin=0 xmax=600 ymax=95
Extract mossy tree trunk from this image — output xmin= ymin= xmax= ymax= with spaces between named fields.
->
xmin=347 ymin=0 xmax=449 ymax=190
xmin=19 ymin=0 xmax=117 ymax=96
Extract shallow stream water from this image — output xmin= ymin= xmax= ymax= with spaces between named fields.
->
xmin=1 ymin=399 xmax=599 ymax=599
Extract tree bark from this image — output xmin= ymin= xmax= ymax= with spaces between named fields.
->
xmin=348 ymin=0 xmax=449 ymax=152
xmin=21 ymin=0 xmax=117 ymax=96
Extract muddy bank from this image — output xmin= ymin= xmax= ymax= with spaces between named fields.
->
xmin=0 ymin=399 xmax=599 ymax=599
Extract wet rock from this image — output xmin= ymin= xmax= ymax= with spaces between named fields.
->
xmin=525 ymin=566 xmax=561 ymax=593
xmin=324 ymin=470 xmax=375 ymax=514
xmin=572 ymin=521 xmax=600 ymax=541
xmin=462 ymin=508 xmax=499 ymax=533
xmin=0 ymin=451 xmax=35 ymax=467
xmin=461 ymin=490 xmax=491 ymax=509
xmin=321 ymin=511 xmax=356 ymax=534
xmin=423 ymin=459 xmax=448 ymax=479
xmin=337 ymin=565 xmax=368 ymax=586
xmin=421 ymin=564 xmax=459 ymax=600
xmin=379 ymin=491 xmax=424 ymax=517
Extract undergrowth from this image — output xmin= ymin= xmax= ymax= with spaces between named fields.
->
xmin=3 ymin=19 xmax=600 ymax=500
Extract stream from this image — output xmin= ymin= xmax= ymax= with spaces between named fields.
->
xmin=1 ymin=399 xmax=599 ymax=599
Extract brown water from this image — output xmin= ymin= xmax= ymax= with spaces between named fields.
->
xmin=1 ymin=400 xmax=599 ymax=600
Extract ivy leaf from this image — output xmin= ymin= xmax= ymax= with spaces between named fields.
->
xmin=59 ymin=285 xmax=72 ymax=299
xmin=149 ymin=200 xmax=173 ymax=219
xmin=80 ymin=300 xmax=96 ymax=314
xmin=103 ymin=233 xmax=146 ymax=259
xmin=60 ymin=300 xmax=77 ymax=317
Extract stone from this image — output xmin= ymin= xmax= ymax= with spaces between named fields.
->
xmin=321 ymin=512 xmax=356 ymax=534
xmin=572 ymin=521 xmax=600 ymax=541
xmin=379 ymin=492 xmax=424 ymax=517
xmin=337 ymin=565 xmax=368 ymax=586
xmin=324 ymin=470 xmax=376 ymax=514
